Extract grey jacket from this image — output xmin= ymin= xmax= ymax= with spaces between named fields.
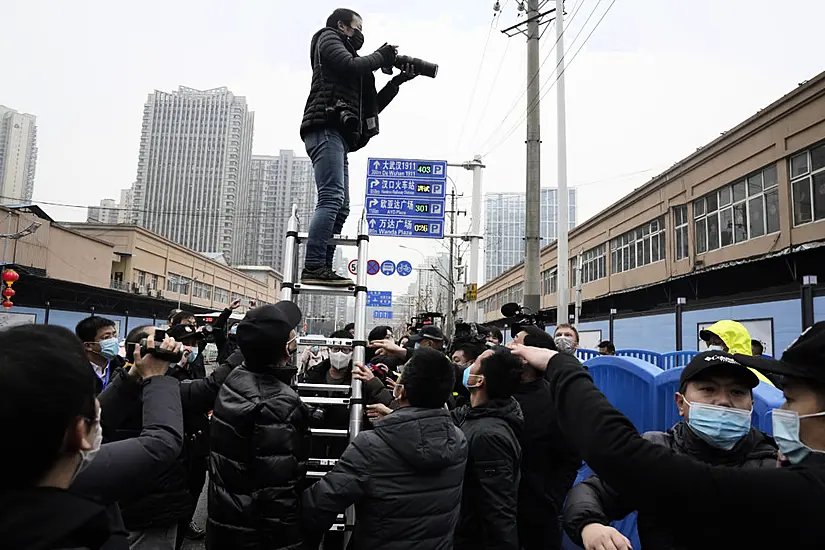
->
xmin=302 ymin=406 xmax=468 ymax=550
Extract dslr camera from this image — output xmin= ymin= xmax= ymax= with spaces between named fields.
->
xmin=381 ymin=53 xmax=439 ymax=79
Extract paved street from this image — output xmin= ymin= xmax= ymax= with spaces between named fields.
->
xmin=180 ymin=478 xmax=208 ymax=550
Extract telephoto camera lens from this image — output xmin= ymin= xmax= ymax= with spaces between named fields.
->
xmin=395 ymin=55 xmax=438 ymax=78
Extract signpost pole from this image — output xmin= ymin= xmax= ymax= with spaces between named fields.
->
xmin=468 ymin=155 xmax=484 ymax=323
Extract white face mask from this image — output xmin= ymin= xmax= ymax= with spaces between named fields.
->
xmin=554 ymin=336 xmax=576 ymax=354
xmin=330 ymin=351 xmax=352 ymax=371
xmin=71 ymin=418 xmax=103 ymax=483
xmin=708 ymin=345 xmax=725 ymax=352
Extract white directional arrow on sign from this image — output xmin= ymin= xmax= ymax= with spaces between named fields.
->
xmin=370 ymin=179 xmax=380 ymax=189
xmin=372 ymin=160 xmax=381 ymax=170
xmin=368 ymin=198 xmax=378 ymax=208
xmin=369 ymin=219 xmax=376 ymax=228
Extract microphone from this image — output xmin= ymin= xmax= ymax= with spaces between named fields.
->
xmin=500 ymin=302 xmax=521 ymax=318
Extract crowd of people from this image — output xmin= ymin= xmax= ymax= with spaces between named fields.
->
xmin=3 ymin=297 xmax=825 ymax=549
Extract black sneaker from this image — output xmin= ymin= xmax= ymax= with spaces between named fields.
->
xmin=185 ymin=521 xmax=205 ymax=540
xmin=301 ymin=266 xmax=353 ymax=287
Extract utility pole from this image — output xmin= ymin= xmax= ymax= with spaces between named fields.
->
xmin=524 ymin=0 xmax=542 ymax=314
xmin=501 ymin=1 xmax=559 ymax=316
xmin=555 ymin=0 xmax=571 ymax=324
xmin=445 ymin=189 xmax=467 ymax=337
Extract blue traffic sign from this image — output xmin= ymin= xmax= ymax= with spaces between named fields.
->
xmin=380 ymin=260 xmax=396 ymax=276
xmin=366 ymin=157 xmax=447 ymax=240
xmin=397 ymin=261 xmax=413 ymax=277
xmin=367 ymin=291 xmax=392 ymax=307
xmin=367 ymin=158 xmax=447 ymax=180
xmin=373 ymin=310 xmax=394 ymax=320
xmin=366 ymin=196 xmax=445 ymax=218
xmin=368 ymin=218 xmax=444 ymax=239
xmin=366 ymin=178 xmax=446 ymax=198
xmin=366 ymin=259 xmax=380 ymax=275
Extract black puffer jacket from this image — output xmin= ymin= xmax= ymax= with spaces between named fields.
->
xmin=301 ymin=406 xmax=468 ymax=549
xmin=207 ymin=364 xmax=310 ymax=550
xmin=101 ymin=351 xmax=243 ymax=530
xmin=563 ymin=421 xmax=778 ymax=550
xmin=300 ymin=27 xmax=401 ymax=151
xmin=453 ymin=398 xmax=524 ymax=550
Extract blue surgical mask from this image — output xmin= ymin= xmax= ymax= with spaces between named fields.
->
xmin=685 ymin=399 xmax=752 ymax=450
xmin=772 ymin=408 xmax=825 ymax=464
xmin=187 ymin=346 xmax=199 ymax=362
xmin=462 ymin=367 xmax=482 ymax=390
xmin=414 ymin=342 xmax=421 ymax=350
xmin=99 ymin=338 xmax=120 ymax=361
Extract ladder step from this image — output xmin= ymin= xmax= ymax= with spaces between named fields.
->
xmin=308 ymin=458 xmax=339 ymax=466
xmin=307 ymin=471 xmax=327 ymax=479
xmin=297 ymin=383 xmax=352 ymax=393
xmin=302 ymin=396 xmax=350 ymax=406
xmin=309 ymin=428 xmax=349 ymax=437
xmin=297 ymin=336 xmax=353 ymax=348
xmin=296 ymin=232 xmax=360 ymax=247
xmin=294 ymin=283 xmax=355 ymax=297
xmin=330 ymin=523 xmax=347 ymax=532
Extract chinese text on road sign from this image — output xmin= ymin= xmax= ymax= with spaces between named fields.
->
xmin=367 ymin=291 xmax=393 ymax=308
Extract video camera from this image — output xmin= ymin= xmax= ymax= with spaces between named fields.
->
xmin=450 ymin=319 xmax=489 ymax=354
xmin=125 ymin=329 xmax=184 ymax=363
xmin=500 ymin=302 xmax=547 ymax=338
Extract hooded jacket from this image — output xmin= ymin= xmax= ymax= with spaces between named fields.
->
xmin=300 ymin=27 xmax=402 ymax=151
xmin=207 ymin=363 xmax=310 ymax=550
xmin=701 ymin=320 xmax=774 ymax=386
xmin=453 ymin=398 xmax=524 ymax=550
xmin=301 ymin=406 xmax=468 ymax=550
xmin=546 ymin=351 xmax=825 ymax=549
xmin=0 ymin=488 xmax=128 ymax=550
xmin=564 ymin=421 xmax=777 ymax=549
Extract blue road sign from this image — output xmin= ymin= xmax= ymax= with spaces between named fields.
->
xmin=366 ymin=178 xmax=446 ymax=198
xmin=397 ymin=261 xmax=413 ymax=277
xmin=365 ymin=196 xmax=445 ymax=218
xmin=367 ymin=158 xmax=447 ymax=180
xmin=367 ymin=291 xmax=392 ymax=308
xmin=368 ymin=217 xmax=444 ymax=239
xmin=366 ymin=157 xmax=447 ymax=240
xmin=373 ymin=310 xmax=394 ymax=320
xmin=381 ymin=260 xmax=396 ymax=276
xmin=366 ymin=259 xmax=380 ymax=275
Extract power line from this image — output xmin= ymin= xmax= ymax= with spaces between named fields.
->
xmin=468 ymin=38 xmax=512 ymax=153
xmin=482 ymin=0 xmax=618 ymax=156
xmin=475 ymin=0 xmax=589 ymax=154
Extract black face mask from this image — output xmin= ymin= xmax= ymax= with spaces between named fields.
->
xmin=349 ymin=28 xmax=364 ymax=51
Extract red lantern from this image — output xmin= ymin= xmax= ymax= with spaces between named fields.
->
xmin=2 ymin=269 xmax=19 ymax=286
xmin=1 ymin=288 xmax=14 ymax=299
xmin=2 ymin=300 xmax=12 ymax=310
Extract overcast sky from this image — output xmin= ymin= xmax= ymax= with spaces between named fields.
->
xmin=4 ymin=0 xmax=825 ymax=297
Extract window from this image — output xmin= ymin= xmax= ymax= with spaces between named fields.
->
xmin=214 ymin=287 xmax=230 ymax=304
xmin=610 ymin=219 xmax=665 ymax=274
xmin=541 ymin=268 xmax=557 ymax=295
xmin=674 ymin=206 xmax=689 ymax=260
xmin=193 ymin=281 xmax=213 ymax=300
xmin=790 ymin=142 xmax=825 ymax=226
xmin=574 ymin=244 xmax=607 ymax=284
xmin=166 ymin=273 xmax=181 ymax=293
xmin=694 ymin=164 xmax=779 ymax=253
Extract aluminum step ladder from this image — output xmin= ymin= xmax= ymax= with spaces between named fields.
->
xmin=280 ymin=204 xmax=369 ymax=544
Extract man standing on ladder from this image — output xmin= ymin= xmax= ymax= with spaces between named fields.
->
xmin=299 ymin=8 xmax=418 ymax=285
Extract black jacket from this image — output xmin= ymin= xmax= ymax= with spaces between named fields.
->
xmin=0 ymin=488 xmax=128 ymax=550
xmin=302 ymin=406 xmax=468 ymax=550
xmin=94 ymin=355 xmax=127 ymax=395
xmin=300 ymin=27 xmax=401 ymax=151
xmin=546 ymin=351 xmax=825 ymax=549
xmin=98 ymin=351 xmax=243 ymax=530
xmin=207 ymin=364 xmax=311 ymax=550
xmin=513 ymin=378 xmax=580 ymax=529
xmin=564 ymin=421 xmax=777 ymax=549
xmin=453 ymin=398 xmax=523 ymax=550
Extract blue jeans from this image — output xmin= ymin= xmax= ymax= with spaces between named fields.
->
xmin=304 ymin=129 xmax=350 ymax=269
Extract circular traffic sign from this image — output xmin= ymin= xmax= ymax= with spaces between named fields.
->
xmin=380 ymin=260 xmax=396 ymax=276
xmin=348 ymin=259 xmax=358 ymax=275
xmin=397 ymin=261 xmax=413 ymax=277
xmin=366 ymin=259 xmax=381 ymax=276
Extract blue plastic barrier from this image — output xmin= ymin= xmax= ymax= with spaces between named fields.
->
xmin=584 ymin=356 xmax=661 ymax=433
xmin=654 ymin=366 xmax=684 ymax=431
xmin=616 ymin=349 xmax=663 ymax=366
xmin=752 ymin=383 xmax=784 ymax=434
xmin=576 ymin=348 xmax=599 ymax=361
xmin=660 ymin=350 xmax=699 ymax=370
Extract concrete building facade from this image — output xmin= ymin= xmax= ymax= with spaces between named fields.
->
xmin=0 ymin=105 xmax=37 ymax=204
xmin=88 ymin=188 xmax=134 ymax=224
xmin=476 ymin=71 xmax=825 ymax=325
xmin=131 ymin=86 xmax=254 ymax=263
xmin=484 ymin=188 xmax=577 ymax=283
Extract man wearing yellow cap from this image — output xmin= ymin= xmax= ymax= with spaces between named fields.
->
xmin=700 ymin=320 xmax=774 ymax=386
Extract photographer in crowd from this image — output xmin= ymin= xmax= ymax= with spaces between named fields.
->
xmin=0 ymin=325 xmax=184 ymax=549
xmin=300 ymin=8 xmax=420 ymax=286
